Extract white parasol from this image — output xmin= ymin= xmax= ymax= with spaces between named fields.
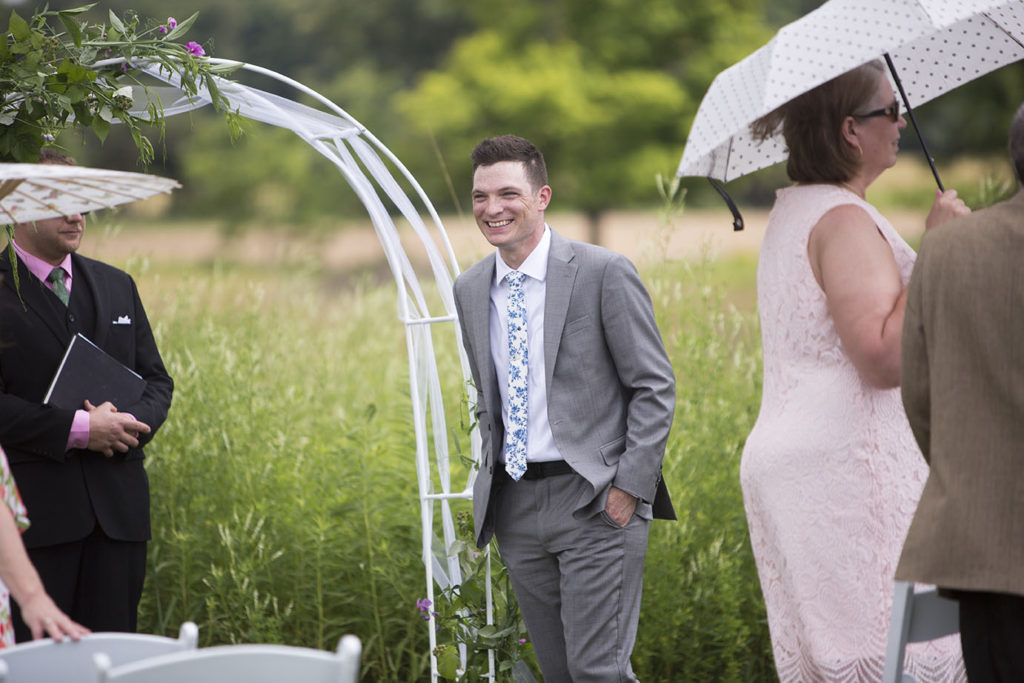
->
xmin=0 ymin=163 xmax=181 ymax=224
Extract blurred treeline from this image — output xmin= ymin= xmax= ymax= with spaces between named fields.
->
xmin=19 ymin=0 xmax=1024 ymax=226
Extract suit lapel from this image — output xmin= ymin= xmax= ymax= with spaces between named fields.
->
xmin=73 ymin=254 xmax=107 ymax=346
xmin=0 ymin=246 xmax=70 ymax=345
xmin=467 ymin=254 xmax=498 ymax=408
xmin=544 ymin=231 xmax=577 ymax=392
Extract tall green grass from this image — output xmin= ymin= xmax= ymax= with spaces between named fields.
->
xmin=636 ymin=259 xmax=770 ymax=680
xmin=129 ymin=250 xmax=771 ymax=681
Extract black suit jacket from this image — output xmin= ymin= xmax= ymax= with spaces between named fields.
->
xmin=0 ymin=247 xmax=173 ymax=547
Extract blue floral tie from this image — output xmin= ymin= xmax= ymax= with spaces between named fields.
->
xmin=504 ymin=270 xmax=528 ymax=481
xmin=48 ymin=267 xmax=69 ymax=306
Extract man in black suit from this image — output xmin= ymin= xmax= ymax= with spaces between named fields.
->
xmin=0 ymin=149 xmax=173 ymax=639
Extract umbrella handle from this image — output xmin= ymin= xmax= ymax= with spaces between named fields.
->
xmin=708 ymin=177 xmax=744 ymax=231
xmin=883 ymin=52 xmax=944 ymax=192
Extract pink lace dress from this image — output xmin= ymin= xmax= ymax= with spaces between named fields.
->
xmin=0 ymin=447 xmax=29 ymax=648
xmin=740 ymin=184 xmax=965 ymax=682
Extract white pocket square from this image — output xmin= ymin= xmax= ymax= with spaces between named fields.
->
xmin=113 ymin=315 xmax=132 ymax=325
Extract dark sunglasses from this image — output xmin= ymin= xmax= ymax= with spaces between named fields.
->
xmin=854 ymin=99 xmax=900 ymax=123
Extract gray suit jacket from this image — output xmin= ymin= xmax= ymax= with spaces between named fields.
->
xmin=896 ymin=189 xmax=1024 ymax=596
xmin=453 ymin=230 xmax=676 ymax=547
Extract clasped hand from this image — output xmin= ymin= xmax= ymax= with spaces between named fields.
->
xmin=84 ymin=400 xmax=151 ymax=457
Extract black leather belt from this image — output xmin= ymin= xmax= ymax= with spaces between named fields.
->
xmin=499 ymin=460 xmax=574 ymax=480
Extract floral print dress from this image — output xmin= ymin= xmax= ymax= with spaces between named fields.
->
xmin=0 ymin=447 xmax=30 ymax=648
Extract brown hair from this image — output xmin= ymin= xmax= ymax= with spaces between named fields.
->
xmin=751 ymin=60 xmax=885 ymax=183
xmin=1011 ymin=102 xmax=1024 ymax=184
xmin=470 ymin=135 xmax=548 ymax=190
xmin=39 ymin=148 xmax=76 ymax=166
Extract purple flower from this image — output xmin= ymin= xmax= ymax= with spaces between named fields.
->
xmin=519 ymin=638 xmax=527 ymax=644
xmin=185 ymin=41 xmax=205 ymax=57
xmin=157 ymin=25 xmax=167 ymax=34
xmin=416 ymin=598 xmax=439 ymax=622
xmin=42 ymin=134 xmax=55 ymax=142
xmin=167 ymin=17 xmax=178 ymax=29
xmin=121 ymin=63 xmax=128 ymax=72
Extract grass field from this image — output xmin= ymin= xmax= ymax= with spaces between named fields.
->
xmin=32 ymin=149 xmax=1012 ymax=680
xmin=85 ymin=217 xmax=772 ymax=681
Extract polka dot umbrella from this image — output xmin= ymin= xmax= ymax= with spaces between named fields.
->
xmin=676 ymin=0 xmax=1024 ymax=229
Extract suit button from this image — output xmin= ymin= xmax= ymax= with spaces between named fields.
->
xmin=68 ymin=313 xmax=76 ymax=323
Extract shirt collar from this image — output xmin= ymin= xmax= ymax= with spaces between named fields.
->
xmin=494 ymin=225 xmax=551 ymax=286
xmin=11 ymin=239 xmax=73 ymax=283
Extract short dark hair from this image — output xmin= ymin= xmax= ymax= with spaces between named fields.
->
xmin=39 ymin=148 xmax=76 ymax=166
xmin=1011 ymin=102 xmax=1024 ymax=184
xmin=470 ymin=135 xmax=548 ymax=190
xmin=751 ymin=60 xmax=885 ymax=184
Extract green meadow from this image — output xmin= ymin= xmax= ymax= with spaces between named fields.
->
xmin=120 ymin=242 xmax=772 ymax=681
xmin=100 ymin=156 xmax=1019 ymax=680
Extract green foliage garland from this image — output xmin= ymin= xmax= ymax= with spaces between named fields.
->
xmin=0 ymin=3 xmax=239 ymax=164
xmin=427 ymin=512 xmax=532 ymax=681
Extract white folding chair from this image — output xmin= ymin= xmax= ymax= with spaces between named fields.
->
xmin=0 ymin=621 xmax=197 ymax=683
xmin=94 ymin=634 xmax=362 ymax=683
xmin=882 ymin=580 xmax=960 ymax=683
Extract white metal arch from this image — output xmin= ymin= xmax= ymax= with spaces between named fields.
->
xmin=110 ymin=56 xmax=489 ymax=681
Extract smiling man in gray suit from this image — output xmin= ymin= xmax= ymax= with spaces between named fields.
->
xmin=452 ymin=135 xmax=675 ymax=681
xmin=896 ymin=104 xmax=1024 ymax=682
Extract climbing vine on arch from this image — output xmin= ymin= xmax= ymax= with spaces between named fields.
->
xmin=0 ymin=3 xmax=241 ymax=164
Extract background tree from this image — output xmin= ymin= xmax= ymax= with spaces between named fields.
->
xmin=29 ymin=0 xmax=476 ymax=225
xmin=11 ymin=0 xmax=1024 ymax=228
xmin=396 ymin=0 xmax=768 ymax=243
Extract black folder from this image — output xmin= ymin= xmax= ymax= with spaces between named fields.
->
xmin=43 ymin=333 xmax=146 ymax=411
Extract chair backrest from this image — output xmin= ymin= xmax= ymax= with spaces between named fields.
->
xmin=881 ymin=581 xmax=960 ymax=683
xmin=0 ymin=622 xmax=197 ymax=683
xmin=94 ymin=634 xmax=362 ymax=683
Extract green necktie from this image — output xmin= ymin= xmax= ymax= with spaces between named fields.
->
xmin=48 ymin=267 xmax=69 ymax=306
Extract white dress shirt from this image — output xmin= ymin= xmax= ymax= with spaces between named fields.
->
xmin=489 ymin=226 xmax=563 ymax=463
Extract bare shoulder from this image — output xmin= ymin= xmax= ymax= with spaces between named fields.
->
xmin=807 ymin=203 xmax=896 ymax=287
xmin=810 ymin=203 xmax=880 ymax=242
xmin=808 ymin=202 xmax=893 ymax=262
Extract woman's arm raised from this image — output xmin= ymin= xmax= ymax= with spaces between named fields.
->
xmin=808 ymin=204 xmax=908 ymax=389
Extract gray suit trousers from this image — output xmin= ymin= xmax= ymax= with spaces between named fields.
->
xmin=494 ymin=472 xmax=649 ymax=682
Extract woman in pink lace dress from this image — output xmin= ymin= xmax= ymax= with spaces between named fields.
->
xmin=740 ymin=60 xmax=969 ymax=681
xmin=0 ymin=446 xmax=87 ymax=646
